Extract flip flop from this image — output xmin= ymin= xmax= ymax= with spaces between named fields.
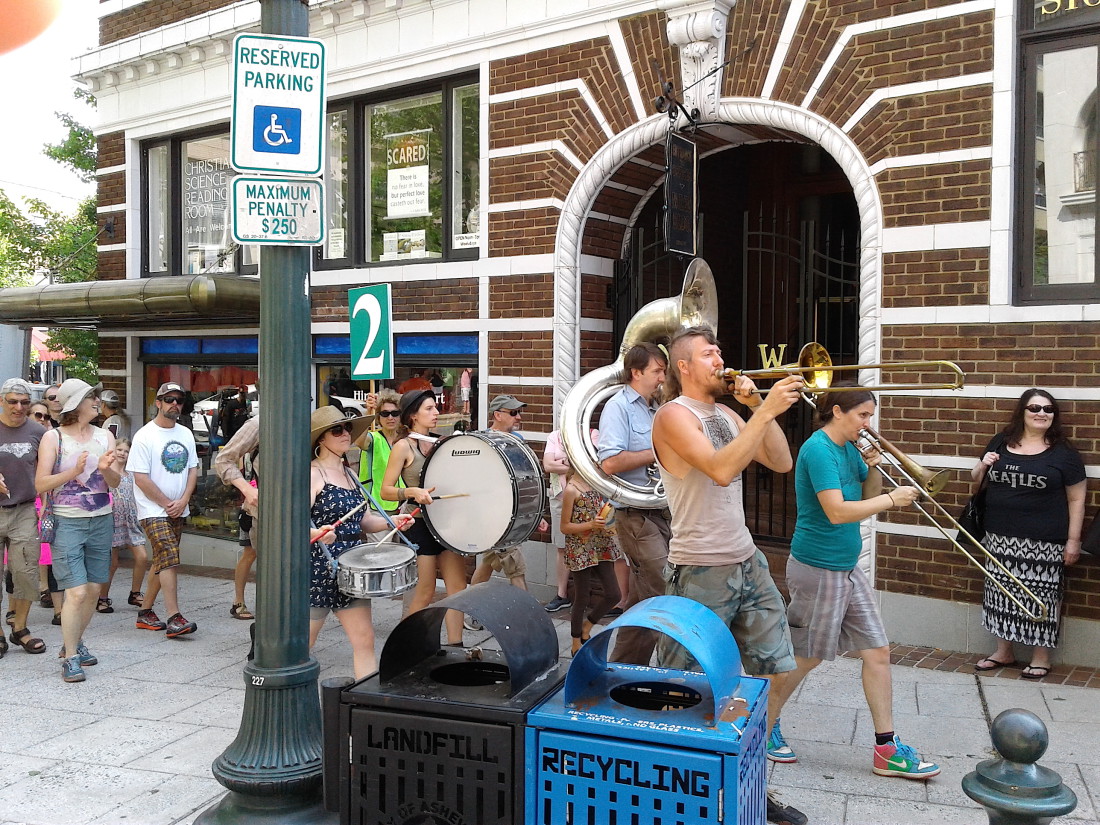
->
xmin=974 ymin=657 xmax=1017 ymax=672
xmin=1021 ymin=665 xmax=1050 ymax=680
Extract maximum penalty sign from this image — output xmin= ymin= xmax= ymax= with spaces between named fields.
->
xmin=231 ymin=176 xmax=325 ymax=246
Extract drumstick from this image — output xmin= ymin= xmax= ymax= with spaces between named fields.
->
xmin=315 ymin=498 xmax=370 ymax=539
xmin=374 ymin=508 xmax=420 ymax=547
xmin=431 ymin=493 xmax=469 ymax=500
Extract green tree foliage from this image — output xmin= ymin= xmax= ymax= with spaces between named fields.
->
xmin=0 ymin=88 xmax=100 ymax=381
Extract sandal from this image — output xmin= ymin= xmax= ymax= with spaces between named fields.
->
xmin=974 ymin=657 xmax=1017 ymax=672
xmin=52 ymin=613 xmax=62 ymax=626
xmin=39 ymin=590 xmax=53 ymax=609
xmin=0 ymin=633 xmax=6 ymax=659
xmin=9 ymin=627 xmax=46 ymax=654
xmin=127 ymin=591 xmax=144 ymax=607
xmin=230 ymin=603 xmax=254 ymax=620
xmin=1021 ymin=665 xmax=1050 ymax=680
xmin=4 ymin=610 xmax=13 ymax=629
xmin=96 ymin=598 xmax=114 ymax=614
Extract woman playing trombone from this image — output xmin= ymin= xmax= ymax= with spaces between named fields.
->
xmin=768 ymin=387 xmax=940 ymax=780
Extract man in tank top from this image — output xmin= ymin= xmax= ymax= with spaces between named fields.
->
xmin=651 ymin=326 xmax=808 ymax=825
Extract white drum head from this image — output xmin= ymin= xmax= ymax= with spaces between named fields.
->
xmin=422 ymin=433 xmax=515 ymax=554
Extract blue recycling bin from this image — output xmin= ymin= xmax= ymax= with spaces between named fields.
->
xmin=525 ymin=595 xmax=768 ymax=825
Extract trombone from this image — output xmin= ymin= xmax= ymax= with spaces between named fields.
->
xmin=857 ymin=425 xmax=1049 ymax=622
xmin=719 ymin=342 xmax=965 ymax=394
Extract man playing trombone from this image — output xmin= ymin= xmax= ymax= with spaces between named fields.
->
xmin=651 ymin=325 xmax=808 ymax=825
xmin=767 ymin=386 xmax=940 ymax=781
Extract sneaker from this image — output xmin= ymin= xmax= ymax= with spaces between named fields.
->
xmin=127 ymin=591 xmax=144 ymax=607
xmin=462 ymin=615 xmax=482 ymax=631
xmin=766 ymin=792 xmax=808 ymax=825
xmin=766 ymin=718 xmax=798 ymax=763
xmin=75 ymin=640 xmax=98 ymax=666
xmin=61 ymin=655 xmax=85 ymax=683
xmin=872 ymin=736 xmax=941 ymax=779
xmin=543 ymin=595 xmax=572 ymax=613
xmin=96 ymin=597 xmax=114 ymax=614
xmin=136 ymin=609 xmax=166 ymax=631
xmin=165 ymin=613 xmax=197 ymax=638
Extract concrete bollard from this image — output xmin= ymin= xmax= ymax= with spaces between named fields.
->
xmin=962 ymin=708 xmax=1077 ymax=825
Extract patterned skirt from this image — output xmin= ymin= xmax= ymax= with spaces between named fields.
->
xmin=981 ymin=531 xmax=1063 ymax=648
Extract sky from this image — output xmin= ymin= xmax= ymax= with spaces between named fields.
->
xmin=0 ymin=0 xmax=100 ymax=215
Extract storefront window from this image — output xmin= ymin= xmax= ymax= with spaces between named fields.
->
xmin=1018 ymin=5 xmax=1100 ymax=302
xmin=147 ymin=144 xmax=169 ymax=273
xmin=324 ymin=109 xmax=350 ymax=260
xmin=367 ymin=91 xmax=444 ymax=262
xmin=141 ymin=337 xmax=258 ymax=540
xmin=452 ymin=82 xmax=481 ymax=251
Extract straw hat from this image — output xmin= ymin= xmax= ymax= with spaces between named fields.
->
xmin=309 ymin=405 xmax=372 ymax=447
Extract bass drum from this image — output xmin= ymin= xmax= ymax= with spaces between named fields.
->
xmin=420 ymin=430 xmax=546 ymax=556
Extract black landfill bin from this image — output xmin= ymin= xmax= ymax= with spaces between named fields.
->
xmin=333 ymin=582 xmax=566 ymax=825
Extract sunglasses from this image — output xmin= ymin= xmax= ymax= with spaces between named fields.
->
xmin=1025 ymin=404 xmax=1056 ymax=414
xmin=45 ymin=395 xmax=57 ymax=401
xmin=327 ymin=423 xmax=354 ymax=436
xmin=503 ymin=409 xmax=522 ymax=417
xmin=161 ymin=396 xmax=185 ymax=405
xmin=3 ymin=398 xmax=31 ymax=406
xmin=32 ymin=412 xmax=49 ymax=421
xmin=377 ymin=410 xmax=401 ymax=418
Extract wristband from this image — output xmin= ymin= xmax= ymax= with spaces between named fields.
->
xmin=887 ymin=491 xmax=896 ymax=506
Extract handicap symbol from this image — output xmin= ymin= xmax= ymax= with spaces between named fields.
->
xmin=252 ymin=105 xmax=301 ymax=156
xmin=263 ymin=113 xmax=293 ymax=147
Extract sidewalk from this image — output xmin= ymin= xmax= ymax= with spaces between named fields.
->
xmin=1 ymin=569 xmax=1097 ymax=825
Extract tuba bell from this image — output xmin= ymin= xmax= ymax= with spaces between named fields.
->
xmin=559 ymin=258 xmax=718 ymax=509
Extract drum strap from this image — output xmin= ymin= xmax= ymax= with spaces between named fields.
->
xmin=343 ymin=467 xmax=419 ymax=552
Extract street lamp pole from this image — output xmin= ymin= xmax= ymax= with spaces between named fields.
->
xmin=196 ymin=1 xmax=331 ymax=822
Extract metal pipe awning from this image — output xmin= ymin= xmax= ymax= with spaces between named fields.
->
xmin=0 ymin=275 xmax=261 ymax=329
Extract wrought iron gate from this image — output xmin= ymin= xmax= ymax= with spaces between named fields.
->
xmin=612 ymin=206 xmax=859 ymax=544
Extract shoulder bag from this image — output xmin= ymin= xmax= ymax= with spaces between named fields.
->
xmin=39 ymin=431 xmax=63 ymax=544
xmin=956 ymin=433 xmax=1005 ymax=546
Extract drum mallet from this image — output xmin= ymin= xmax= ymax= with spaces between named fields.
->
xmin=373 ymin=507 xmax=420 ymax=547
xmin=315 ymin=498 xmax=371 ymax=540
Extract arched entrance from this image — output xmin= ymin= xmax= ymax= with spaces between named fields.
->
xmin=552 ymin=99 xmax=882 ymax=551
xmin=617 ymin=141 xmax=860 ymax=543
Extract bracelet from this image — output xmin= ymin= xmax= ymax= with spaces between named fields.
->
xmin=886 ymin=491 xmax=896 ymax=506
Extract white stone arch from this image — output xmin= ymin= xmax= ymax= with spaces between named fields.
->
xmin=551 ymin=97 xmax=883 ymax=414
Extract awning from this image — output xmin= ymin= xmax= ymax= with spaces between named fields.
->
xmin=31 ymin=328 xmax=66 ymax=361
xmin=0 ymin=275 xmax=261 ymax=330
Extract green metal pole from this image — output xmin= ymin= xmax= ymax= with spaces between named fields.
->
xmin=196 ymin=1 xmax=333 ymax=822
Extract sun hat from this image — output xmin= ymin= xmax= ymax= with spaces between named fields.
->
xmin=310 ymin=405 xmax=372 ymax=447
xmin=56 ymin=378 xmax=103 ymax=414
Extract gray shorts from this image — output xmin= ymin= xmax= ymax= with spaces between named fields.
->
xmin=659 ymin=549 xmax=795 ymax=675
xmin=0 ymin=502 xmax=40 ymax=601
xmin=785 ymin=556 xmax=888 ymax=661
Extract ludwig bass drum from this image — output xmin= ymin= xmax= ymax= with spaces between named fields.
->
xmin=420 ymin=430 xmax=546 ymax=556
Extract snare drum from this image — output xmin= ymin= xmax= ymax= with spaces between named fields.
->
xmin=421 ymin=430 xmax=546 ymax=556
xmin=337 ymin=542 xmax=418 ymax=598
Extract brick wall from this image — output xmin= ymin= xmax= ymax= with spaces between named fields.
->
xmin=311 ymin=279 xmax=478 ymax=323
xmin=878 ymin=160 xmax=991 ymax=227
xmin=100 ymin=0 xmax=237 ymax=44
xmin=489 ymin=273 xmax=553 ymax=319
xmin=580 ymin=273 xmax=613 ymax=321
xmin=488 ymin=208 xmax=559 ymax=257
xmin=882 ymin=249 xmax=989 ymax=308
xmin=98 ymin=172 xmax=125 ymax=210
xmin=98 ymin=250 xmax=125 ymax=281
xmin=488 ymin=331 xmax=553 ymax=379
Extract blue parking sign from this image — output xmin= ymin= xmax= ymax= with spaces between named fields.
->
xmin=253 ymin=106 xmax=302 ymax=155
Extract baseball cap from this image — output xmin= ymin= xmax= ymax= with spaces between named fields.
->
xmin=0 ymin=378 xmax=32 ymax=397
xmin=56 ymin=378 xmax=103 ymax=414
xmin=156 ymin=382 xmax=185 ymax=399
xmin=488 ymin=394 xmax=526 ymax=413
xmin=99 ymin=389 xmax=120 ymax=408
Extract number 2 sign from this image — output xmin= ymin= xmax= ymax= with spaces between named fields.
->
xmin=348 ymin=284 xmax=393 ymax=380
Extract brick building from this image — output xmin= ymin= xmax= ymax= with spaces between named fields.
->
xmin=5 ymin=0 xmax=1098 ymax=662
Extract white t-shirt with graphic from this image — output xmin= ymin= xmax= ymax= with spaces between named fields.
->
xmin=127 ymin=420 xmax=199 ymax=520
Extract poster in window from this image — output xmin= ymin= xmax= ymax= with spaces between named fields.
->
xmin=381 ymin=229 xmax=427 ymax=260
xmin=385 ymin=129 xmax=431 ymax=219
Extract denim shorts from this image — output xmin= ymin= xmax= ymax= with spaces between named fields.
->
xmin=658 ymin=549 xmax=796 ymax=675
xmin=52 ymin=513 xmax=114 ymax=589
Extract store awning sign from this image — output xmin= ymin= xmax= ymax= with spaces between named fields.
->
xmin=349 ymin=284 xmax=394 ymax=380
xmin=231 ymin=177 xmax=324 ymax=245
xmin=385 ymin=129 xmax=431 ymax=219
xmin=231 ymin=34 xmax=326 ymax=176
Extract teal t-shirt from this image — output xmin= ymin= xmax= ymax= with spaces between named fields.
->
xmin=791 ymin=428 xmax=868 ymax=571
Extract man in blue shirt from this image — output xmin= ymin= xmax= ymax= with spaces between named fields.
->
xmin=596 ymin=343 xmax=668 ymax=665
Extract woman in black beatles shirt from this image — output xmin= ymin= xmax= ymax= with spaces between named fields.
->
xmin=971 ymin=389 xmax=1086 ymax=680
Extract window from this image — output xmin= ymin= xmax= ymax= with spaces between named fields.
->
xmin=1017 ymin=2 xmax=1100 ymax=302
xmin=317 ymin=75 xmax=480 ymax=268
xmin=142 ymin=130 xmax=258 ymax=277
